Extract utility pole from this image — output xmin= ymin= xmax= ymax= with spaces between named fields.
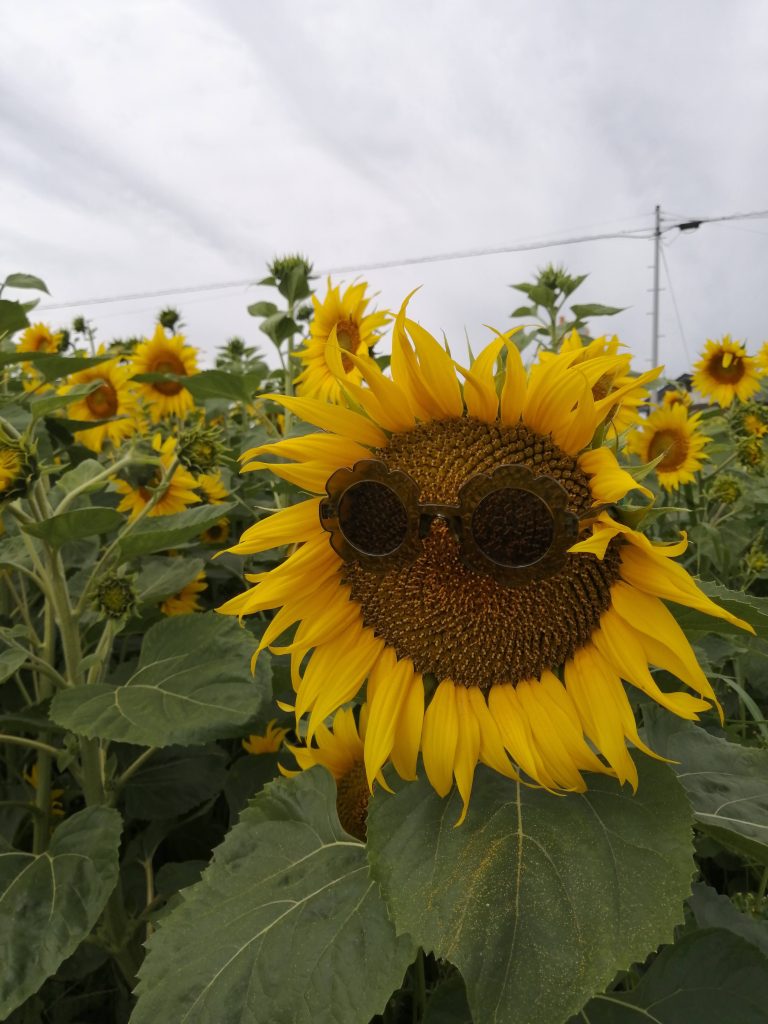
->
xmin=651 ymin=204 xmax=661 ymax=368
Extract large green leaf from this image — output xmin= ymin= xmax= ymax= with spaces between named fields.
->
xmin=688 ymin=882 xmax=768 ymax=956
xmin=0 ymin=648 xmax=29 ymax=685
xmin=21 ymin=506 xmax=124 ymax=546
xmin=367 ymin=758 xmax=694 ymax=1024
xmin=3 ymin=273 xmax=49 ymax=294
xmin=644 ymin=712 xmax=768 ymax=863
xmin=135 ymin=555 xmax=205 ymax=603
xmin=0 ymin=299 xmax=29 ymax=337
xmin=130 ymin=768 xmax=415 ymax=1024
xmin=117 ymin=503 xmax=236 ymax=558
xmin=579 ymin=929 xmax=768 ymax=1023
xmin=122 ymin=744 xmax=228 ymax=819
xmin=49 ymin=613 xmax=270 ymax=746
xmin=0 ymin=806 xmax=121 ymax=1018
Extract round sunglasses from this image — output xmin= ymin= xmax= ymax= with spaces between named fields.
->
xmin=319 ymin=459 xmax=581 ymax=586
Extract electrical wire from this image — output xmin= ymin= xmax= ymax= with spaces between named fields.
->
xmin=660 ymin=243 xmax=691 ymax=363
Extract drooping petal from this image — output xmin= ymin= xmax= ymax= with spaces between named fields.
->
xmin=421 ymin=680 xmax=460 ymax=797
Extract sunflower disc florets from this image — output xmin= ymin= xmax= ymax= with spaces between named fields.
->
xmin=93 ymin=572 xmax=138 ymax=620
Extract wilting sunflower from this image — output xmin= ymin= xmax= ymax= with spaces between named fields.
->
xmin=693 ymin=335 xmax=760 ymax=407
xmin=544 ymin=331 xmax=649 ymax=434
xmin=131 ymin=325 xmax=198 ymax=421
xmin=294 ymin=279 xmax=390 ymax=403
xmin=242 ymin=719 xmax=290 ymax=755
xmin=282 ymin=705 xmax=371 ymax=841
xmin=219 ymin=298 xmax=750 ymax=822
xmin=626 ymin=404 xmax=710 ymax=491
xmin=17 ymin=322 xmax=63 ymax=355
xmin=160 ymin=571 xmax=207 ymax=616
xmin=58 ymin=351 xmax=138 ymax=452
xmin=113 ymin=434 xmax=200 ymax=519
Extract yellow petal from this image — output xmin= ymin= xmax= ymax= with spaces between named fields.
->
xmin=268 ymin=394 xmax=388 ymax=447
xmin=578 ymin=447 xmax=654 ymax=503
xmin=453 ymin=687 xmax=481 ymax=824
xmin=227 ymin=499 xmax=321 ymax=556
xmin=390 ymin=668 xmax=425 ymax=781
xmin=405 ymin=318 xmax=464 ymax=418
xmin=421 ymin=680 xmax=459 ymax=797
xmin=458 ymin=337 xmax=504 ymax=423
xmin=364 ymin=649 xmax=416 ymax=789
xmin=241 ymin=432 xmax=371 ymax=468
xmin=500 ymin=339 xmax=527 ymax=426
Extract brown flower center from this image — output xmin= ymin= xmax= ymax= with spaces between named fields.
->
xmin=335 ymin=760 xmax=368 ymax=841
xmin=151 ymin=353 xmax=187 ymax=396
xmin=648 ymin=428 xmax=688 ymax=472
xmin=709 ymin=351 xmax=745 ymax=383
xmin=342 ymin=418 xmax=621 ymax=689
xmin=86 ymin=381 xmax=118 ymax=418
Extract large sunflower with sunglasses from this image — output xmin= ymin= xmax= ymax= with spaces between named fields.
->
xmin=219 ymin=297 xmax=751 ymax=823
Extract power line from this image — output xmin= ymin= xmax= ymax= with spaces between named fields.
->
xmin=660 ymin=243 xmax=690 ymax=363
xmin=37 ymin=225 xmax=653 ymax=312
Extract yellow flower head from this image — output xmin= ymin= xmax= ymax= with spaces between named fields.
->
xmin=201 ymin=516 xmax=230 ymax=546
xmin=626 ymin=403 xmax=710 ymax=490
xmin=17 ymin=323 xmax=63 ymax=355
xmin=160 ymin=571 xmax=207 ymax=616
xmin=693 ymin=335 xmax=760 ymax=407
xmin=294 ymin=279 xmax=390 ymax=404
xmin=113 ymin=434 xmax=200 ymax=519
xmin=543 ymin=331 xmax=650 ymax=434
xmin=130 ymin=325 xmax=199 ymax=421
xmin=197 ymin=471 xmax=229 ymax=505
xmin=661 ymin=388 xmax=692 ymax=410
xmin=58 ymin=350 xmax=138 ymax=453
xmin=283 ymin=705 xmax=370 ymax=840
xmin=219 ymin=296 xmax=751 ymax=824
xmin=243 ymin=719 xmax=290 ymax=755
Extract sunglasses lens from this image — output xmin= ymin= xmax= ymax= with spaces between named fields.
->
xmin=338 ymin=480 xmax=409 ymax=556
xmin=471 ymin=488 xmax=555 ymax=568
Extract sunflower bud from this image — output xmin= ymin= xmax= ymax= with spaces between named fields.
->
xmin=93 ymin=572 xmax=137 ymax=620
xmin=176 ymin=423 xmax=225 ymax=475
xmin=268 ymin=253 xmax=313 ymax=282
xmin=158 ymin=307 xmax=183 ymax=332
xmin=734 ymin=402 xmax=768 ymax=439
xmin=745 ymin=542 xmax=768 ymax=575
xmin=737 ymin=435 xmax=765 ymax=473
xmin=0 ymin=431 xmax=37 ymax=502
xmin=709 ymin=474 xmax=742 ymax=506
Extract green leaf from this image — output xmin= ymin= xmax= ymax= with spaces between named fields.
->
xmin=246 ymin=300 xmax=278 ymax=318
xmin=182 ymin=369 xmax=261 ymax=404
xmin=509 ymin=305 xmax=536 ymax=318
xmin=423 ymin=971 xmax=473 ymax=1024
xmin=50 ymin=613 xmax=270 ymax=746
xmin=54 ymin=459 xmax=104 ymax=495
xmin=579 ymin=929 xmax=768 ymax=1023
xmin=672 ymin=580 xmax=768 ymax=639
xmin=117 ymin=503 xmax=236 ymax=558
xmin=0 ymin=648 xmax=28 ymax=684
xmin=643 ymin=711 xmax=768 ymax=863
xmin=122 ymin=745 xmax=228 ymax=819
xmin=367 ymin=758 xmax=694 ymax=1024
xmin=136 ymin=556 xmax=205 ymax=603
xmin=3 ymin=273 xmax=49 ymax=294
xmin=0 ymin=299 xmax=29 ymax=337
xmin=130 ymin=769 xmax=415 ymax=1024
xmin=570 ymin=303 xmax=625 ymax=318
xmin=259 ymin=312 xmax=300 ymax=347
xmin=31 ymin=353 xmax=112 ymax=381
xmin=0 ymin=806 xmax=121 ymax=1019
xmin=688 ymin=882 xmax=768 ymax=956
xmin=21 ymin=506 xmax=124 ymax=546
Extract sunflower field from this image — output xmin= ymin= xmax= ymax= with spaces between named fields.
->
xmin=1 ymin=261 xmax=767 ymax=1024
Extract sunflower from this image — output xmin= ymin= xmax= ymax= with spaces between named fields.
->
xmin=0 ymin=438 xmax=36 ymax=501
xmin=200 ymin=517 xmax=230 ymax=546
xmin=294 ymin=279 xmax=390 ymax=403
xmin=130 ymin=325 xmax=199 ymax=421
xmin=282 ymin=705 xmax=372 ymax=840
xmin=243 ymin=719 xmax=290 ymax=755
xmin=17 ymin=323 xmax=63 ymax=355
xmin=693 ymin=335 xmax=760 ymax=407
xmin=543 ymin=331 xmax=649 ymax=434
xmin=661 ymin=387 xmax=692 ymax=409
xmin=734 ymin=403 xmax=768 ymax=439
xmin=219 ymin=298 xmax=751 ymax=823
xmin=160 ymin=571 xmax=207 ymax=616
xmin=196 ymin=471 xmax=229 ymax=504
xmin=113 ymin=434 xmax=200 ymax=519
xmin=626 ymin=404 xmax=710 ymax=490
xmin=58 ymin=350 xmax=138 ymax=453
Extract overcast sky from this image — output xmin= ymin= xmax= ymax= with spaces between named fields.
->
xmin=3 ymin=1 xmax=767 ymax=377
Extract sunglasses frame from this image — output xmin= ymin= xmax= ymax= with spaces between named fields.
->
xmin=319 ymin=459 xmax=580 ymax=586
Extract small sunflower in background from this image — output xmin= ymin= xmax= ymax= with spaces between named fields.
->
xmin=220 ymin=296 xmax=751 ymax=824
xmin=58 ymin=350 xmax=138 ymax=453
xmin=17 ymin=322 xmax=64 ymax=355
xmin=160 ymin=571 xmax=207 ymax=616
xmin=733 ymin=402 xmax=768 ymax=439
xmin=242 ymin=719 xmax=290 ymax=755
xmin=661 ymin=387 xmax=692 ymax=409
xmin=294 ymin=278 xmax=390 ymax=403
xmin=131 ymin=324 xmax=199 ymax=421
xmin=693 ymin=335 xmax=760 ymax=407
xmin=626 ymin=403 xmax=710 ymax=490
xmin=282 ymin=706 xmax=370 ymax=841
xmin=196 ymin=470 xmax=229 ymax=504
xmin=113 ymin=434 xmax=200 ymax=519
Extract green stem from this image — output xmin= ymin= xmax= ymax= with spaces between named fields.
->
xmin=757 ymin=866 xmax=768 ymax=907
xmin=113 ymin=747 xmax=158 ymax=793
xmin=54 ymin=452 xmax=138 ymax=515
xmin=0 ymin=733 xmax=61 ymax=757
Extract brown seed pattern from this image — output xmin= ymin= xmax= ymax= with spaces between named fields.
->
xmin=343 ymin=417 xmax=621 ymax=689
